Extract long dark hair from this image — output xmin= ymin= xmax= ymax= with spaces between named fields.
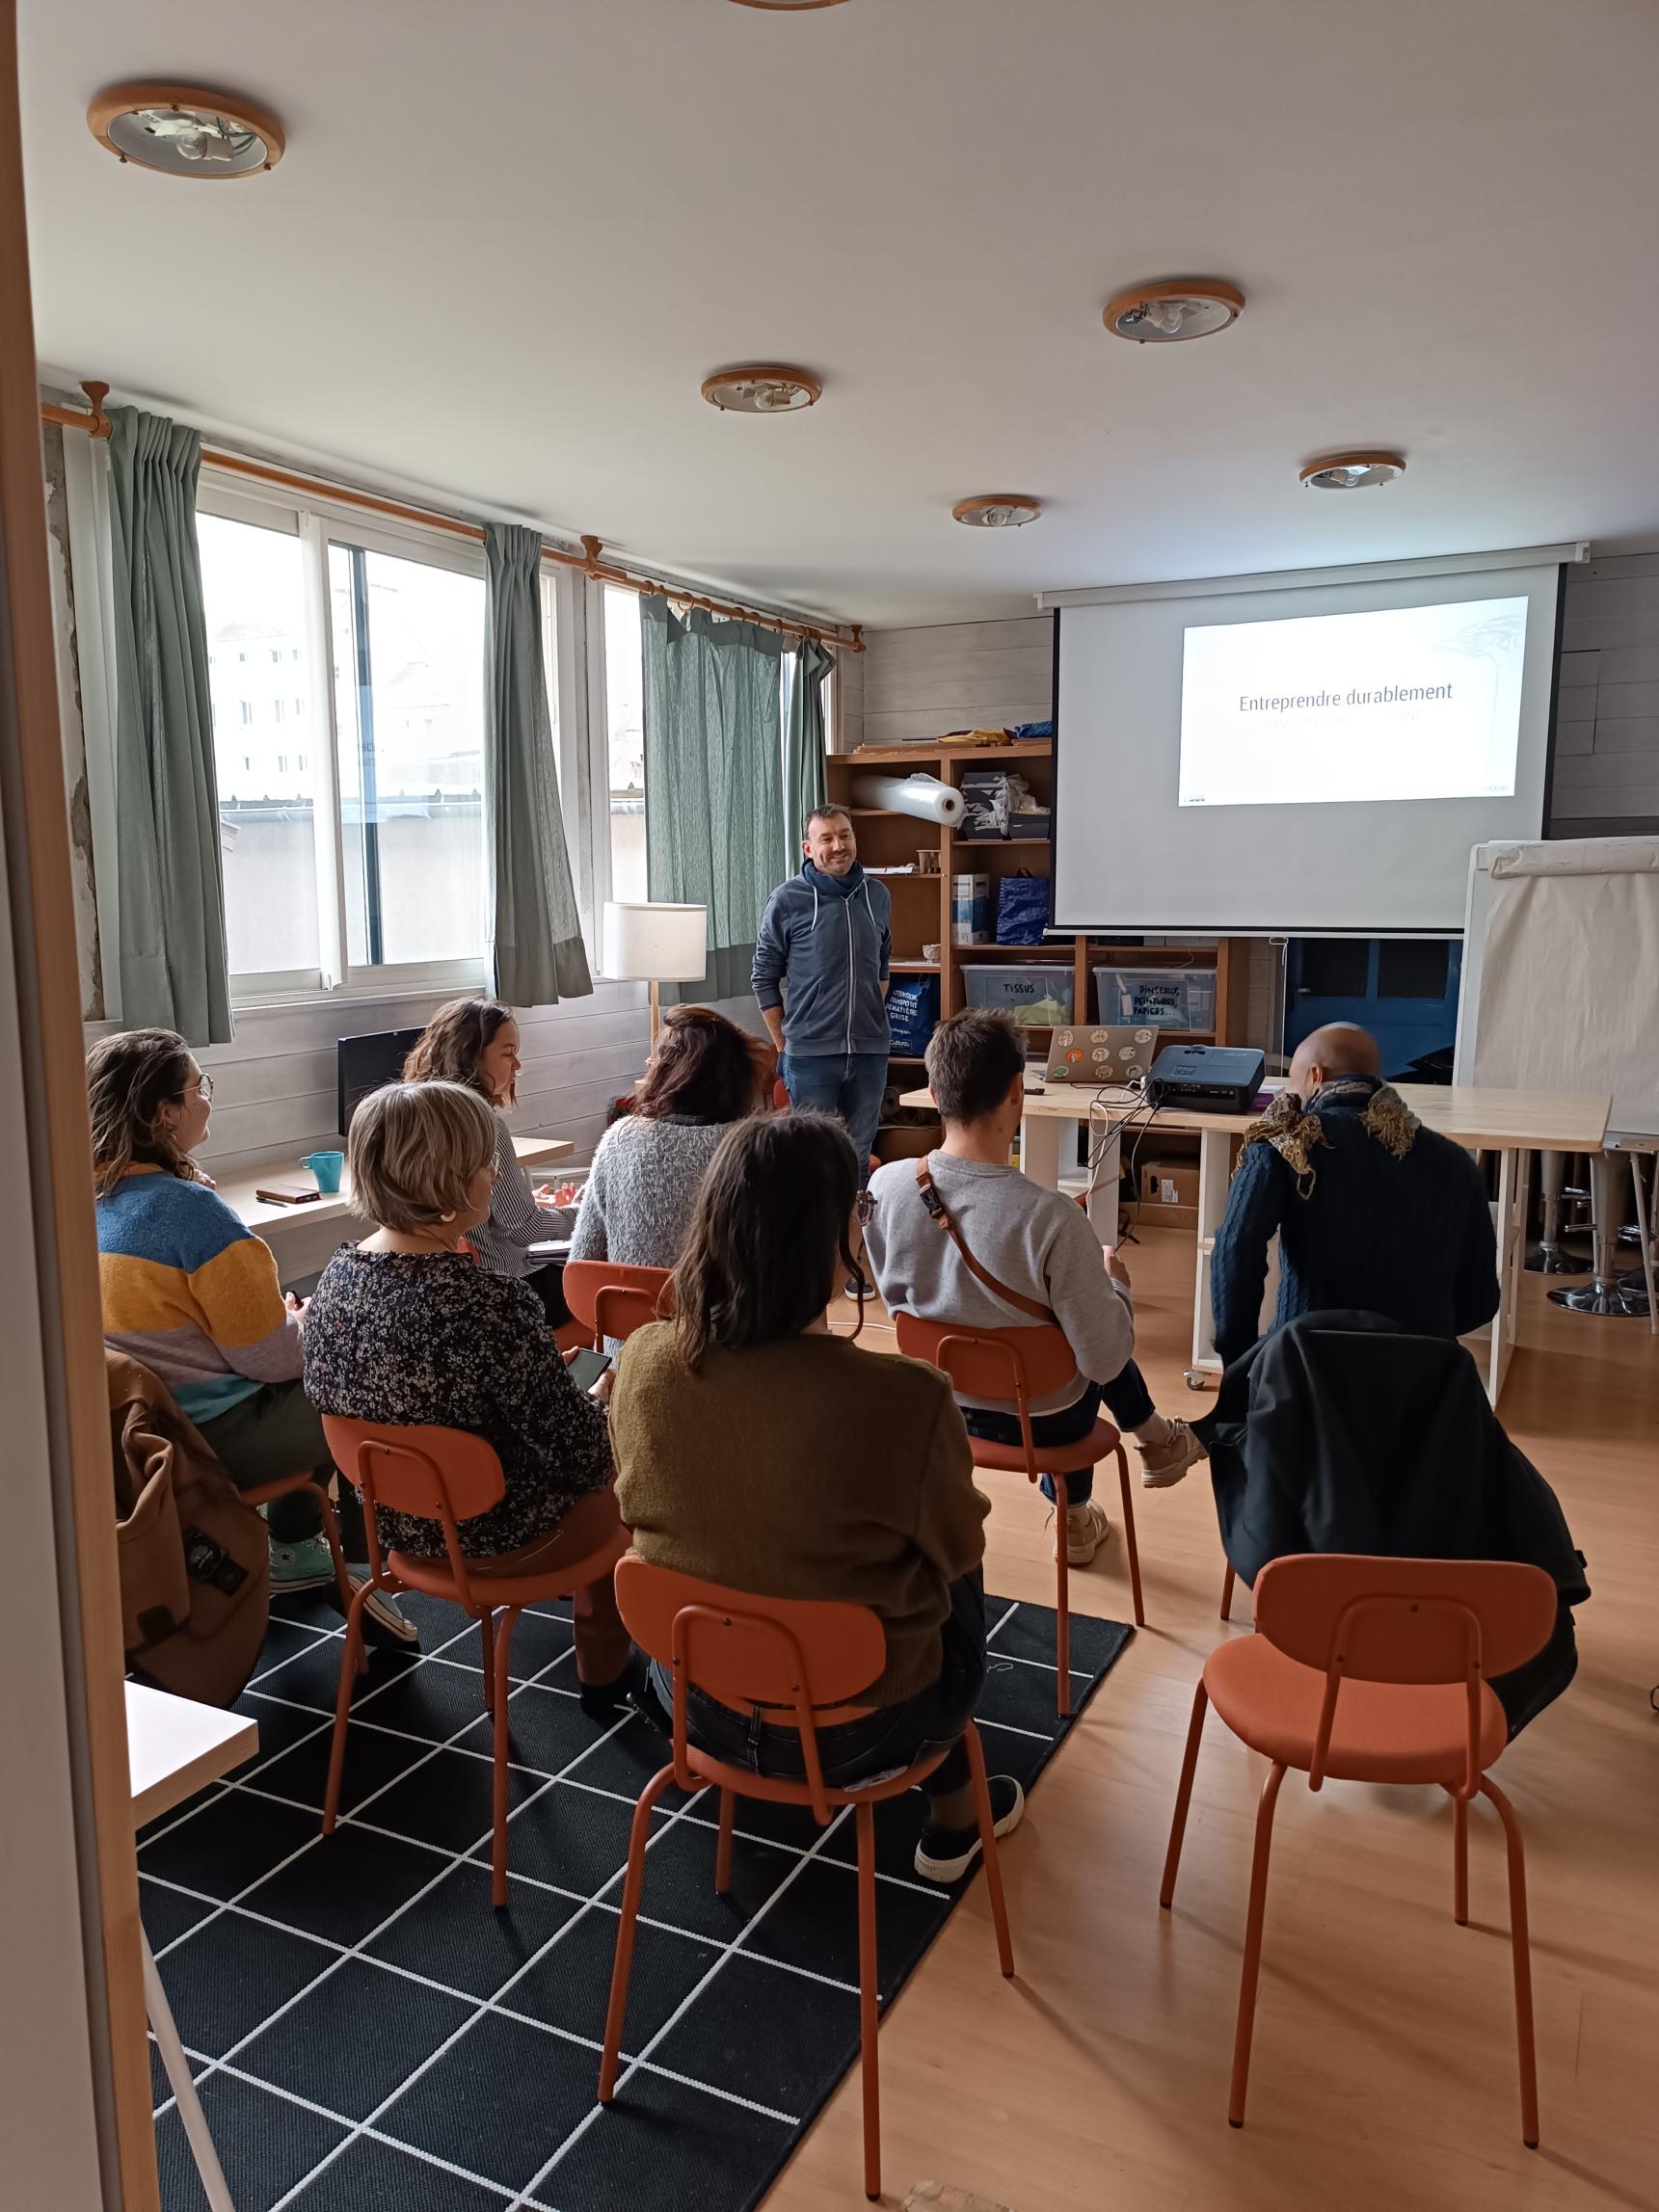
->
xmin=86 ymin=1028 xmax=204 ymax=1196
xmin=635 ymin=1005 xmax=769 ymax=1124
xmin=672 ymin=1113 xmax=861 ymax=1369
xmin=403 ymin=998 xmax=515 ymax=1107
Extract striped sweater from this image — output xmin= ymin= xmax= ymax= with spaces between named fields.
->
xmin=96 ymin=1169 xmax=304 ymax=1423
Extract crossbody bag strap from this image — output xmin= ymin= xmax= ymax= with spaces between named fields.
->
xmin=914 ymin=1157 xmax=1055 ymax=1324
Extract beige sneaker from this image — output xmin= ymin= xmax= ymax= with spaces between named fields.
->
xmin=1137 ymin=1418 xmax=1206 ymax=1490
xmin=1054 ymin=1498 xmax=1111 ymax=1565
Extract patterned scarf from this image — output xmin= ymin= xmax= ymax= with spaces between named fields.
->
xmin=1242 ymin=1074 xmax=1419 ymax=1198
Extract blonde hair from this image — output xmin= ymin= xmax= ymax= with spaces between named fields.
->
xmin=347 ymin=1080 xmax=496 ymax=1233
xmin=86 ymin=1028 xmax=207 ymax=1198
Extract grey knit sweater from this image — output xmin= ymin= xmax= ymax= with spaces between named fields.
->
xmin=567 ymin=1114 xmax=734 ymax=1271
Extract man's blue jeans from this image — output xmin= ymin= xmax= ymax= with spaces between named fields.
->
xmin=782 ymin=1051 xmax=888 ymax=1186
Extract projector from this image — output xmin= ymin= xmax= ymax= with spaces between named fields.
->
xmin=1147 ymin=1044 xmax=1267 ymax=1114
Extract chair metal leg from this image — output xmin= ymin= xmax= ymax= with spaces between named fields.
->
xmin=490 ymin=1609 xmax=518 ymax=1907
xmin=1050 ymin=1471 xmax=1071 ymax=1718
xmin=714 ymin=1788 xmax=736 ymax=1895
xmin=311 ymin=1485 xmax=361 ymax=1666
xmin=964 ymin=1721 xmax=1015 ymax=1977
xmin=1113 ymin=1444 xmax=1146 ymax=1627
xmin=598 ymin=1765 xmax=679 ymax=2103
xmin=145 ymin=1930 xmax=238 ymax=2211
xmin=1452 ymin=1791 xmax=1469 ymax=1927
xmin=480 ymin=1608 xmax=497 ymax=1716
xmin=1228 ymin=1761 xmax=1287 ymax=2128
xmin=1160 ymin=1681 xmax=1209 ymax=1907
xmin=855 ymin=1800 xmax=882 ymax=2201
xmin=321 ymin=1580 xmax=373 ymax=1835
xmin=1219 ymin=1561 xmax=1236 ymax=1620
xmin=1482 ymin=1776 xmax=1540 ymax=2147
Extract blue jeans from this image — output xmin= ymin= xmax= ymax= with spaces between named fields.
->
xmin=782 ymin=1051 xmax=889 ymax=1186
xmin=647 ymin=1572 xmax=986 ymax=1799
xmin=961 ymin=1361 xmax=1156 ymax=1506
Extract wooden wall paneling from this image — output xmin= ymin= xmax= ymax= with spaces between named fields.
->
xmin=0 ymin=6 xmax=158 ymax=2197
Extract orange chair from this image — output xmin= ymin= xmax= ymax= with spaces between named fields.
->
xmin=1160 ymin=1553 xmax=1557 ymax=2145
xmin=241 ymin=1470 xmax=356 ymax=1619
xmin=318 ymin=1415 xmax=630 ymax=1905
xmin=597 ymin=1557 xmax=1014 ymax=2202
xmin=561 ymin=1259 xmax=673 ymax=1347
xmin=893 ymin=1314 xmax=1142 ymax=1711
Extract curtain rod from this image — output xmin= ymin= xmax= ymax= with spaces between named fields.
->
xmin=41 ymin=382 xmax=864 ymax=653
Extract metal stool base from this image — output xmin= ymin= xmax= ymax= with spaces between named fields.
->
xmin=1548 ymin=1280 xmax=1651 ymax=1319
xmin=1525 ymin=1242 xmax=1589 ymax=1276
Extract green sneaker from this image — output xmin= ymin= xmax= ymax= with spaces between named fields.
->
xmin=269 ymin=1535 xmax=337 ymax=1592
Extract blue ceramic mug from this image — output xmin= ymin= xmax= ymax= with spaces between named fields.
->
xmin=300 ymin=1150 xmax=344 ymax=1194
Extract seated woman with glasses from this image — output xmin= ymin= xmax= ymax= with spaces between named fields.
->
xmin=568 ymin=1003 xmax=771 ymax=1275
xmin=607 ymin=1110 xmax=1025 ymax=1883
xmin=302 ymin=1080 xmax=633 ymax=1714
xmin=87 ymin=1027 xmax=409 ymax=1639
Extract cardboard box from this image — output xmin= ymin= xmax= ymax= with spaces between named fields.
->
xmin=950 ymin=871 xmax=990 ymax=946
xmin=1140 ymin=1158 xmax=1199 ymax=1210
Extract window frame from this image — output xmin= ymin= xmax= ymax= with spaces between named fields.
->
xmin=196 ymin=471 xmax=496 ymax=1008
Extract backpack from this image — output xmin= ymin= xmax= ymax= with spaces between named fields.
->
xmin=108 ymin=1350 xmax=272 ymax=1706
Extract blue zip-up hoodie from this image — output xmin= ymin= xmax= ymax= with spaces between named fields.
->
xmin=752 ymin=862 xmax=893 ymax=1056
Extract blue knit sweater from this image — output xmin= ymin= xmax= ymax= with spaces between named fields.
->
xmin=1210 ymin=1077 xmax=1500 ymax=1368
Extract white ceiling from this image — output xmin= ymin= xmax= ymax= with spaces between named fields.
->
xmin=19 ymin=0 xmax=1659 ymax=628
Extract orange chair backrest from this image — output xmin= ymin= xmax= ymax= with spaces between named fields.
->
xmin=562 ymin=1260 xmax=674 ymax=1345
xmin=1253 ymin=1554 xmax=1558 ymax=1687
xmin=321 ymin=1414 xmax=505 ymax=1585
xmin=612 ymin=1555 xmax=888 ymax=1820
xmin=772 ymin=1077 xmax=789 ymax=1112
xmin=893 ymin=1312 xmax=1079 ymax=1406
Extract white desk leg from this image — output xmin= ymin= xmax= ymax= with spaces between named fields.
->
xmin=1487 ymin=1146 xmax=1530 ymax=1407
xmin=144 ymin=1931 xmax=238 ymax=2212
xmin=1084 ymin=1120 xmax=1122 ymax=1241
xmin=1631 ymin=1152 xmax=1658 ymax=1336
xmin=1020 ymin=1107 xmax=1066 ymax=1190
xmin=1189 ymin=1129 xmax=1235 ymax=1379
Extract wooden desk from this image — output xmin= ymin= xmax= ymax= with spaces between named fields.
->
xmin=897 ymin=1079 xmax=1612 ymax=1404
xmin=214 ymin=1133 xmax=575 ymax=1275
xmin=127 ymin=1683 xmax=259 ymax=2211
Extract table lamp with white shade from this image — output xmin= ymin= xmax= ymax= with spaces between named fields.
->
xmin=603 ymin=900 xmax=708 ymax=1041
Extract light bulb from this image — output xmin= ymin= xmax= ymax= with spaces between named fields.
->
xmin=1145 ymin=299 xmax=1188 ymax=336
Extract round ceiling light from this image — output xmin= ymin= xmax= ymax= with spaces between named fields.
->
xmin=88 ymin=82 xmax=284 ymax=178
xmin=1103 ymin=279 xmax=1244 ymax=344
xmin=952 ymin=495 xmax=1042 ymax=529
xmin=1299 ymin=451 xmax=1407 ymax=492
xmin=702 ymin=366 xmax=822 ymax=414
xmin=729 ymin=2 xmax=852 ymax=10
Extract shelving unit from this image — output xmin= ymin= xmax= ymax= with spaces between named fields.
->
xmin=824 ymin=739 xmax=1252 ymax=1085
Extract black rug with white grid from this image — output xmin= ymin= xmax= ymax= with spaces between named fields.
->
xmin=141 ymin=1582 xmax=1132 ymax=2212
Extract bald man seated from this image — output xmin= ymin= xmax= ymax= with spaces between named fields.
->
xmin=1209 ymin=1023 xmax=1500 ymax=1370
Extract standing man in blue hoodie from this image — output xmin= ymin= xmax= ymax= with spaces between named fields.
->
xmin=753 ymin=804 xmax=892 ymax=1191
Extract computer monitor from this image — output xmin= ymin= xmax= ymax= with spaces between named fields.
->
xmin=335 ymin=1027 xmax=424 ymax=1140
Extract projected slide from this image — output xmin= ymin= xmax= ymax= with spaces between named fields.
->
xmin=1178 ymin=595 xmax=1528 ymax=809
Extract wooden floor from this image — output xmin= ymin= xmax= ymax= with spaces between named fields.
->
xmin=771 ymin=1232 xmax=1659 ymax=2212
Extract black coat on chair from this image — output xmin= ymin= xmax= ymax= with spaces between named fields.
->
xmin=1192 ymin=1310 xmax=1589 ymax=1733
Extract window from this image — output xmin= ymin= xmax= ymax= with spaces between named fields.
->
xmin=197 ymin=511 xmax=322 ymax=979
xmin=328 ymin=540 xmax=487 ymax=967
xmin=603 ymin=585 xmax=646 ymax=904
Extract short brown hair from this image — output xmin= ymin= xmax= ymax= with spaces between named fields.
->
xmin=347 ymin=1080 xmax=496 ymax=1233
xmin=803 ymin=802 xmax=853 ymax=839
xmin=636 ymin=1005 xmax=769 ymax=1124
xmin=672 ymin=1113 xmax=861 ymax=1369
xmin=403 ymin=998 xmax=516 ymax=1107
xmin=924 ymin=1008 xmax=1025 ymax=1125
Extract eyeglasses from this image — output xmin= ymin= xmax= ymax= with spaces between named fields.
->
xmin=854 ymin=1188 xmax=876 ymax=1225
xmin=192 ymin=1071 xmax=214 ymax=1104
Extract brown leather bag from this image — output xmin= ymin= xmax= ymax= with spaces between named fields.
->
xmin=108 ymin=1350 xmax=271 ymax=1706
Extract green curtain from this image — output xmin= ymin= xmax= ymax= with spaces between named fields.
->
xmin=641 ymin=599 xmax=786 ymax=1001
xmin=784 ymin=635 xmax=833 ymax=875
xmin=482 ymin=523 xmax=592 ymax=1005
xmin=106 ymin=407 xmax=231 ymax=1044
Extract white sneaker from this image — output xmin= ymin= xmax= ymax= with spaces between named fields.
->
xmin=1054 ymin=1498 xmax=1111 ymax=1566
xmin=1137 ymin=1418 xmax=1207 ymax=1490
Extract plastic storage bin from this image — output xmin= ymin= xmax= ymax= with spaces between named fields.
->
xmin=1094 ymin=967 xmax=1217 ymax=1029
xmin=962 ymin=965 xmax=1076 ymax=1027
